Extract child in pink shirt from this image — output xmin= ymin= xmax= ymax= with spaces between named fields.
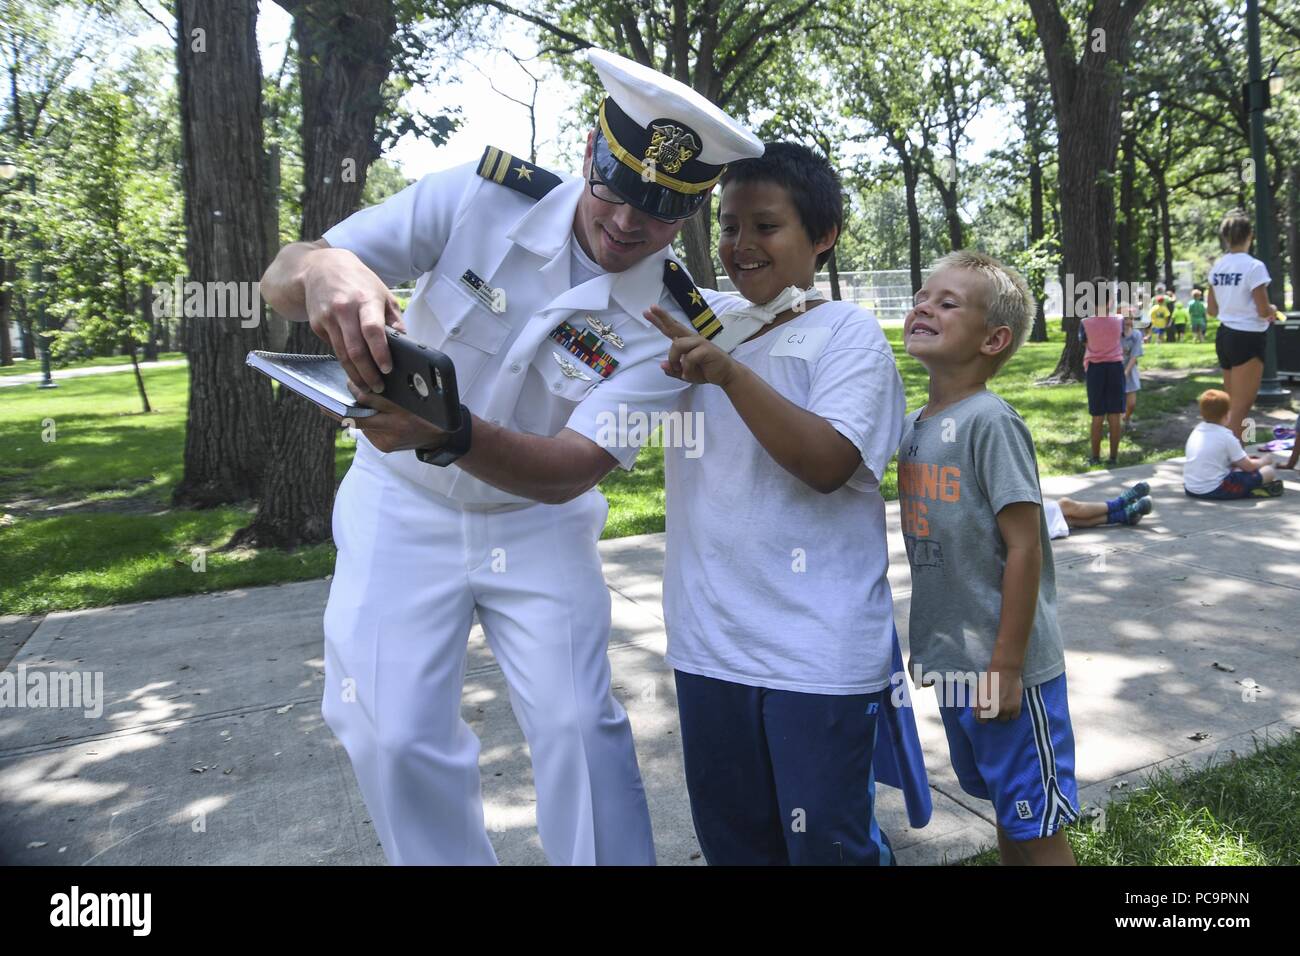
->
xmin=1081 ymin=289 xmax=1124 ymax=467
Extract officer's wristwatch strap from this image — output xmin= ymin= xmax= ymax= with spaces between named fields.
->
xmin=415 ymin=405 xmax=472 ymax=467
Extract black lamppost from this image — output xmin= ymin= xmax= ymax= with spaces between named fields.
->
xmin=1244 ymin=0 xmax=1288 ymax=406
xmin=0 ymin=156 xmax=55 ymax=388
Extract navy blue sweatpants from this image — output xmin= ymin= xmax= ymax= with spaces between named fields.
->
xmin=674 ymin=669 xmax=894 ymax=866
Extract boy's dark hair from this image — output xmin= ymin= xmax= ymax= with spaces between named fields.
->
xmin=719 ymin=141 xmax=843 ymax=269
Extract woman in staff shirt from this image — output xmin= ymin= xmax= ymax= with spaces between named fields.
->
xmin=1207 ymin=210 xmax=1283 ymax=439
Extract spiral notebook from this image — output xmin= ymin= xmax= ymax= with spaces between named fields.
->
xmin=245 ymin=351 xmax=377 ymax=419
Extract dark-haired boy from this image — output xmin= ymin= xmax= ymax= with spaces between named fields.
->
xmin=643 ymin=142 xmax=910 ymax=865
xmin=898 ymin=250 xmax=1079 ymax=865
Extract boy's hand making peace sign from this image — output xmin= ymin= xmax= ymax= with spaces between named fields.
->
xmin=643 ymin=305 xmax=739 ymax=388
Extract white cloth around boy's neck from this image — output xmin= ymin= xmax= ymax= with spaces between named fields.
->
xmin=711 ymin=284 xmax=826 ymax=353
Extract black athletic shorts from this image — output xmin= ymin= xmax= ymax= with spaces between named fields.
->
xmin=1215 ymin=324 xmax=1267 ymax=370
xmin=1086 ymin=360 xmax=1125 ymax=415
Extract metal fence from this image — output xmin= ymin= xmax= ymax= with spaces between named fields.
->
xmin=717 ymin=269 xmax=923 ymax=323
xmin=717 ymin=260 xmax=1198 ymax=324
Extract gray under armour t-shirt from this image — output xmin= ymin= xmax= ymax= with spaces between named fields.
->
xmin=896 ymin=388 xmax=1065 ymax=688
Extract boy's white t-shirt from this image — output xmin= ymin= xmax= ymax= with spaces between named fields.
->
xmin=1183 ymin=421 xmax=1247 ymax=493
xmin=1209 ymin=252 xmax=1271 ymax=332
xmin=662 ymin=292 xmax=906 ymax=695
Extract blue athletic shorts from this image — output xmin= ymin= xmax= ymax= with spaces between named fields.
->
xmin=937 ymin=672 xmax=1080 ymax=842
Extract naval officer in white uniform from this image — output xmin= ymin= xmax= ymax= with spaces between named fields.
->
xmin=260 ymin=49 xmax=763 ymax=865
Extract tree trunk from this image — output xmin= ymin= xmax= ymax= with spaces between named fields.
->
xmin=141 ymin=281 xmax=158 ymax=361
xmin=897 ymin=149 xmax=923 ymax=292
xmin=935 ymin=177 xmax=963 ymax=251
xmin=1156 ymin=171 xmax=1173 ymax=288
xmin=681 ymin=200 xmax=715 ymax=288
xmin=229 ymin=0 xmax=397 ymax=551
xmin=1028 ymin=0 xmax=1147 ymax=383
xmin=827 ymin=247 xmax=841 ymax=301
xmin=172 ymin=0 xmax=275 ymax=507
xmin=127 ymin=340 xmax=153 ymax=413
xmin=1143 ymin=216 xmax=1157 ymax=286
xmin=1116 ymin=124 xmax=1137 ymax=282
xmin=1027 ymin=95 xmax=1048 ymax=342
xmin=18 ymin=313 xmax=35 ymax=360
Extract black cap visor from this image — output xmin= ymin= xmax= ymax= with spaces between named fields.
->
xmin=592 ymin=129 xmax=710 ymax=222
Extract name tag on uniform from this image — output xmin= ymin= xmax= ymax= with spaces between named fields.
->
xmin=768 ymin=326 xmax=831 ymax=360
xmin=460 ymin=269 xmax=506 ymax=313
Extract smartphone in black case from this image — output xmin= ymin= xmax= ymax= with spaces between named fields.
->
xmin=382 ymin=326 xmax=462 ymax=431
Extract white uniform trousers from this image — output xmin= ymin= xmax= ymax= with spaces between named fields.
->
xmin=321 ymin=448 xmax=656 ymax=865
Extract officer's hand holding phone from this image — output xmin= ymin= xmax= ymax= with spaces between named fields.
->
xmin=302 ymin=245 xmax=407 ymax=392
xmin=343 ymin=378 xmax=450 ymax=454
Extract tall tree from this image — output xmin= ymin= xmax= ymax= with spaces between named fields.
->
xmin=35 ymin=83 xmax=183 ymax=411
xmin=0 ymin=0 xmax=107 ymax=365
xmin=172 ymin=0 xmax=275 ymax=506
xmin=229 ymin=0 xmax=402 ymax=549
xmin=982 ymin=11 xmax=1058 ymax=341
xmin=759 ymin=29 xmax=850 ymax=298
xmin=836 ymin=3 xmax=940 ymax=291
xmin=1027 ymin=0 xmax=1148 ymax=382
xmin=436 ymin=0 xmax=833 ymax=288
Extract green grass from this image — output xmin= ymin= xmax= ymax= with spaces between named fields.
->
xmin=961 ymin=734 xmax=1300 ymax=865
xmin=0 ymin=351 xmax=186 ymax=377
xmin=0 ymin=361 xmax=354 ymax=614
xmin=0 ymin=327 xmax=1233 ymax=614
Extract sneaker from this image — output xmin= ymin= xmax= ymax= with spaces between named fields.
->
xmin=1106 ymin=457 xmax=1119 ymax=467
xmin=1250 ymin=479 xmax=1284 ymax=498
xmin=1086 ymin=456 xmax=1102 ymax=467
xmin=1124 ymin=495 xmax=1153 ymax=524
xmin=1119 ymin=481 xmax=1151 ymax=505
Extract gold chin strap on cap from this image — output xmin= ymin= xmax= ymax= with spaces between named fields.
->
xmin=598 ymin=101 xmax=724 ymax=196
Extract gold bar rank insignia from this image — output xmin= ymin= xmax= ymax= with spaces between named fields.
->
xmin=661 ymin=260 xmax=721 ymax=339
xmin=549 ymin=321 xmax=619 ymax=378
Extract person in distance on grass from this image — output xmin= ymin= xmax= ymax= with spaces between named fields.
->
xmin=1081 ymin=282 xmax=1124 ymax=467
xmin=1120 ymin=307 xmax=1144 ymax=430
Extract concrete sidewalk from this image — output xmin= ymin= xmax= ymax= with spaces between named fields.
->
xmin=2 ymin=459 xmax=1298 ymax=865
xmin=0 ymin=359 xmax=187 ymax=388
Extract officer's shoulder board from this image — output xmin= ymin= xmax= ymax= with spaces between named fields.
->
xmin=662 ymin=260 xmax=722 ymax=339
xmin=476 ymin=146 xmax=562 ymax=201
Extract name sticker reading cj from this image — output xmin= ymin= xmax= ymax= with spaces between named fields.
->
xmin=768 ymin=326 xmax=832 ymax=360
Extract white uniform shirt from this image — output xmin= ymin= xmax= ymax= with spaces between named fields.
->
xmin=1184 ymin=421 xmax=1247 ymax=493
xmin=323 ymin=160 xmax=691 ymax=508
xmin=1209 ymin=252 xmax=1271 ymax=332
xmin=663 ymin=294 xmax=907 ymax=695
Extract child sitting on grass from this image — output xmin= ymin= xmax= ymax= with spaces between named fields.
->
xmin=898 ymin=249 xmax=1079 ymax=865
xmin=643 ymin=142 xmax=909 ymax=865
xmin=1183 ymin=388 xmax=1283 ymax=499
